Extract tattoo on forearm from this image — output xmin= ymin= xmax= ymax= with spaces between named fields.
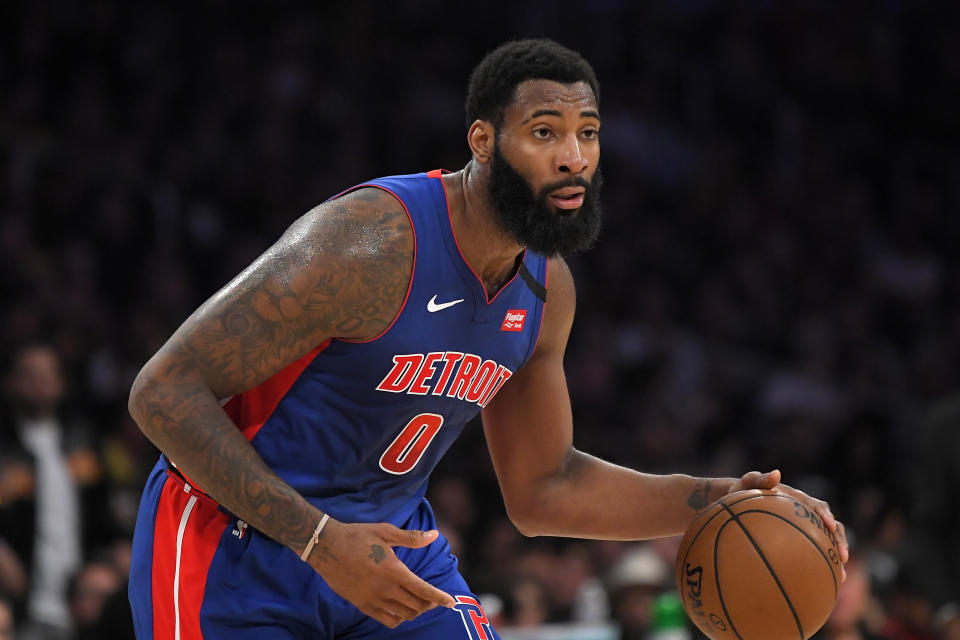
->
xmin=687 ymin=479 xmax=712 ymax=510
xmin=369 ymin=544 xmax=386 ymax=564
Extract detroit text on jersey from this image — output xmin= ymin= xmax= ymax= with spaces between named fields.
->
xmin=375 ymin=351 xmax=513 ymax=409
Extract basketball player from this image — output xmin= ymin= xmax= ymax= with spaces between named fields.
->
xmin=127 ymin=39 xmax=848 ymax=639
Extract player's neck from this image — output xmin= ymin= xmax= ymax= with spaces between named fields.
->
xmin=443 ymin=164 xmax=525 ymax=296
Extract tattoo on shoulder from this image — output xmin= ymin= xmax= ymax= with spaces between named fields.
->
xmin=687 ymin=479 xmax=712 ymax=510
xmin=368 ymin=544 xmax=386 ymax=564
xmin=170 ymin=188 xmax=414 ymax=394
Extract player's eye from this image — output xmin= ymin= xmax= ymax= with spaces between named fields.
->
xmin=532 ymin=127 xmax=552 ymax=140
xmin=580 ymin=128 xmax=599 ymax=140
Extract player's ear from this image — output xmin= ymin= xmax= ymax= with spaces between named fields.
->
xmin=467 ymin=119 xmax=495 ymax=164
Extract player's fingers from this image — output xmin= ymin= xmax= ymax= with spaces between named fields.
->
xmin=387 ymin=586 xmax=435 ymax=618
xmin=739 ymin=469 xmax=780 ymax=490
xmin=834 ymin=520 xmax=850 ymax=563
xmin=812 ymin=500 xmax=837 ymax=532
xmin=766 ymin=468 xmax=782 ymax=487
xmin=367 ymin=604 xmax=405 ymax=629
xmin=389 ymin=582 xmax=436 ymax=613
xmin=395 ymin=566 xmax=456 ymax=608
xmin=384 ymin=526 xmax=440 ymax=549
xmin=380 ymin=596 xmax=422 ymax=622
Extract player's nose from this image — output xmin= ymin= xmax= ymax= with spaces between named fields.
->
xmin=554 ymin=135 xmax=588 ymax=175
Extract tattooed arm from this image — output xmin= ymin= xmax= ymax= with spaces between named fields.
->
xmin=481 ymin=258 xmax=844 ymax=545
xmin=129 ymin=188 xmax=454 ymax=627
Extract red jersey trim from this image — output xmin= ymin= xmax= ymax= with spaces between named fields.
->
xmin=163 ymin=342 xmax=330 ymax=493
xmin=222 ymin=340 xmax=330 ymax=442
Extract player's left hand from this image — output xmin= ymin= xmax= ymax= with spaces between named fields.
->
xmin=730 ymin=469 xmax=849 ymax=582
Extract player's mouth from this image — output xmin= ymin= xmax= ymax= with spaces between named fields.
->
xmin=548 ymin=186 xmax=585 ymax=210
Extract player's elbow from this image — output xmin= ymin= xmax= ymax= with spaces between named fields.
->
xmin=501 ymin=453 xmax=581 ymax=537
xmin=128 ymin=360 xmax=173 ymax=439
xmin=506 ymin=509 xmax=542 ymax=537
xmin=127 ymin=366 xmax=154 ymax=431
xmin=503 ymin=495 xmax=552 ymax=537
xmin=511 ymin=518 xmax=546 ymax=538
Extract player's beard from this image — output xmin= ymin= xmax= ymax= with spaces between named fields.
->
xmin=487 ymin=142 xmax=603 ymax=257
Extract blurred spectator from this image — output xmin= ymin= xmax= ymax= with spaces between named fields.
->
xmin=88 ymin=580 xmax=136 ymax=640
xmin=427 ymin=475 xmax=476 ymax=567
xmin=478 ymin=592 xmax=507 ymax=629
xmin=817 ymin=555 xmax=888 ymax=640
xmin=880 ymin=567 xmax=936 ymax=640
xmin=550 ymin=544 xmax=603 ymax=622
xmin=0 ymin=344 xmax=102 ymax=639
xmin=913 ymin=394 xmax=960 ymax=603
xmin=507 ymin=577 xmax=551 ymax=628
xmin=933 ymin=604 xmax=960 ymax=640
xmin=649 ymin=592 xmax=692 ymax=640
xmin=429 ymin=476 xmax=477 ymax=534
xmin=470 ymin=515 xmax=525 ymax=596
xmin=67 ymin=556 xmax=125 ymax=640
xmin=0 ymin=538 xmax=27 ymax=605
xmin=0 ymin=597 xmax=14 ymax=640
xmin=605 ymin=544 xmax=670 ymax=640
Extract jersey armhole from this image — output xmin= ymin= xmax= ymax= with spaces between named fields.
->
xmin=521 ymin=254 xmax=549 ymax=364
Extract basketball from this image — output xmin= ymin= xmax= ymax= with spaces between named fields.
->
xmin=675 ymin=489 xmax=842 ymax=640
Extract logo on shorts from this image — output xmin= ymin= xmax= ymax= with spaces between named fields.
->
xmin=232 ymin=519 xmax=248 ymax=540
xmin=501 ymin=309 xmax=526 ymax=332
xmin=453 ymin=595 xmax=493 ymax=640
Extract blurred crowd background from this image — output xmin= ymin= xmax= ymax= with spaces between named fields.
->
xmin=1 ymin=1 xmax=959 ymax=639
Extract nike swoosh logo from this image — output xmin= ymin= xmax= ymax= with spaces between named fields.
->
xmin=427 ymin=295 xmax=465 ymax=312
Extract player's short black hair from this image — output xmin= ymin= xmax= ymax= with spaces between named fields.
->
xmin=465 ymin=39 xmax=599 ymax=129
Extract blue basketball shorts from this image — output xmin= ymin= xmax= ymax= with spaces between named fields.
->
xmin=129 ymin=458 xmax=500 ymax=639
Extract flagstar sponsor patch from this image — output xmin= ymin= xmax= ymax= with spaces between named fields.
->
xmin=501 ymin=309 xmax=526 ymax=332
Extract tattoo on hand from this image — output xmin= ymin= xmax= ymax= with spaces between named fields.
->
xmin=687 ymin=480 xmax=712 ymax=510
xmin=369 ymin=544 xmax=386 ymax=564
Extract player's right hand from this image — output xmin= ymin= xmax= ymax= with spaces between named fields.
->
xmin=303 ymin=518 xmax=456 ymax=628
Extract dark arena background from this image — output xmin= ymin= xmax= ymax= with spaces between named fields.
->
xmin=1 ymin=2 xmax=959 ymax=639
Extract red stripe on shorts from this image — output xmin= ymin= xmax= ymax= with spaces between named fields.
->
xmin=152 ymin=476 xmax=229 ymax=639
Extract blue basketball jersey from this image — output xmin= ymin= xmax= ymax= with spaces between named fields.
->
xmin=222 ymin=170 xmax=548 ymax=526
xmin=130 ymin=170 xmax=534 ymax=639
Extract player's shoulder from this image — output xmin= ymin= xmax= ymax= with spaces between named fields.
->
xmin=546 ymin=256 xmax=575 ymax=312
xmin=546 ymin=256 xmax=574 ymax=293
xmin=300 ymin=185 xmax=414 ymax=260
xmin=271 ymin=183 xmax=415 ymax=340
